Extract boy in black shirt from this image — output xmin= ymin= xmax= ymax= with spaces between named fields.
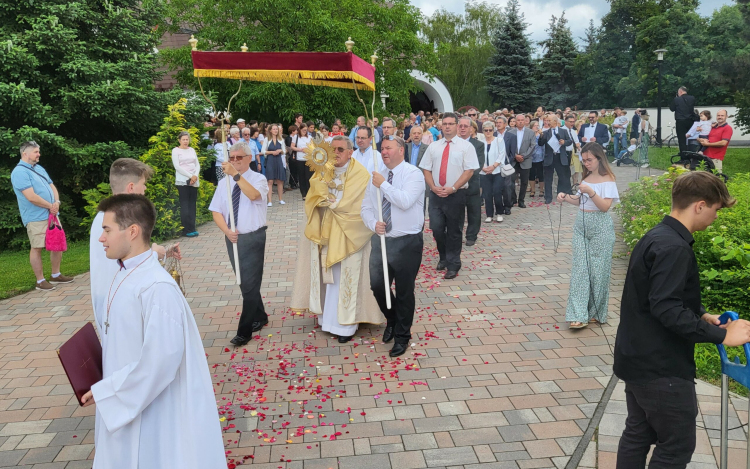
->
xmin=614 ymin=171 xmax=750 ymax=468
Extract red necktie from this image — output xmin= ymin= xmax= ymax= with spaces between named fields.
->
xmin=439 ymin=140 xmax=451 ymax=186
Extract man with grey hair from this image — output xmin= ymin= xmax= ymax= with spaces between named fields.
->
xmin=11 ymin=141 xmax=74 ymax=291
xmin=457 ymin=116 xmax=485 ymax=246
xmin=376 ymin=118 xmax=397 ymax=152
xmin=209 ymin=141 xmax=270 ymax=346
xmin=362 ymin=135 xmax=425 ymax=357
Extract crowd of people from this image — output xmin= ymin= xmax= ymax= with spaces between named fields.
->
xmin=6 ymin=83 xmax=740 ymax=469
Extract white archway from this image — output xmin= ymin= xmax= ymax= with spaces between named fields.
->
xmin=409 ymin=70 xmax=454 ymax=112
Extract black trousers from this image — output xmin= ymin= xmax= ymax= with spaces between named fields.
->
xmin=369 ymin=233 xmax=423 ymax=344
xmin=428 ymin=190 xmax=466 ymax=272
xmin=225 ymin=227 xmax=269 ymax=338
xmin=297 ymin=160 xmax=313 ymax=198
xmin=676 ymin=118 xmax=694 ymax=155
xmin=480 ymin=173 xmax=505 ymax=218
xmin=510 ymin=162 xmax=530 ymax=205
xmin=465 ymin=191 xmax=481 ymax=242
xmin=616 ymin=378 xmax=698 ymax=469
xmin=500 ymin=174 xmax=514 ymax=210
xmin=543 ymin=153 xmax=572 ymax=204
xmin=177 ymin=185 xmax=198 ymax=234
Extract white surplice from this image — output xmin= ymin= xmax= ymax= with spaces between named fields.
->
xmin=90 ymin=249 xmax=225 ymax=469
xmin=352 ymin=147 xmax=386 ymax=177
xmin=90 ymin=212 xmax=120 ymax=330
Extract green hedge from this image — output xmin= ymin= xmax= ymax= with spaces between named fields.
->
xmin=617 ymin=167 xmax=750 ymax=392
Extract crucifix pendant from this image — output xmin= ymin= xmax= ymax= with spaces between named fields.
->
xmin=104 ymin=321 xmax=109 ymax=334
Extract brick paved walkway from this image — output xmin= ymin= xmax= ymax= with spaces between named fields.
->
xmin=0 ymin=165 xmax=740 ymax=468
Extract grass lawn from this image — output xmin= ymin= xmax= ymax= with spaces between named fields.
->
xmin=645 ymin=146 xmax=750 ymax=177
xmin=0 ymin=241 xmax=90 ymax=300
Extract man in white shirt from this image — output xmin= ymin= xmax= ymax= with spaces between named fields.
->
xmin=419 ymin=112 xmax=479 ymax=280
xmin=349 ymin=116 xmax=380 ymax=149
xmin=82 ymin=194 xmax=225 ymax=469
xmin=209 ymin=141 xmax=270 ymax=346
xmin=353 ymin=126 xmax=387 ymax=176
xmin=90 ymin=159 xmax=181 ymax=330
xmin=612 ymin=108 xmax=629 ymax=157
xmin=362 ymin=135 xmax=425 ymax=357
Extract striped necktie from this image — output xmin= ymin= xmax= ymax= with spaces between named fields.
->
xmin=232 ymin=183 xmax=241 ymax=226
xmin=382 ymin=171 xmax=393 ymax=233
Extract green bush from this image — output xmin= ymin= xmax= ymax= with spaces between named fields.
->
xmin=83 ymin=99 xmax=215 ymax=241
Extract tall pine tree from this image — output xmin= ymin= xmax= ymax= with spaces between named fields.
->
xmin=0 ymin=0 xmax=177 ymax=248
xmin=536 ymin=12 xmax=579 ymax=110
xmin=483 ymin=0 xmax=536 ymax=111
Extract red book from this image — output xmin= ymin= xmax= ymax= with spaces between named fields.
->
xmin=57 ymin=322 xmax=103 ymax=406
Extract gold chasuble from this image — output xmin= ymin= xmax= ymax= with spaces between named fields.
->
xmin=290 ymin=159 xmax=384 ymax=326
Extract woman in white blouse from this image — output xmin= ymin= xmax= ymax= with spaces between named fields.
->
xmin=557 ymin=143 xmax=619 ymax=329
xmin=479 ymin=121 xmax=508 ymax=223
xmin=172 ymin=131 xmax=201 ymax=237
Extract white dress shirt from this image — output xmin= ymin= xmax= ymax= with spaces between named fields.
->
xmin=565 ymin=125 xmax=580 ymax=152
xmin=418 ymin=137 xmax=479 ymax=189
xmin=353 ymin=146 xmax=387 ymax=176
xmin=361 ymin=161 xmax=425 ymax=238
xmin=516 ymin=127 xmax=525 ymax=153
xmin=208 ymin=169 xmax=268 ymax=234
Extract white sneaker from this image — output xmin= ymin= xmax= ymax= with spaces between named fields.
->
xmin=496 ymin=215 xmax=504 ymax=222
xmin=267 ymin=202 xmax=272 ymax=207
xmin=280 ymin=200 xmax=286 ymax=205
xmin=484 ymin=217 xmax=492 ymax=223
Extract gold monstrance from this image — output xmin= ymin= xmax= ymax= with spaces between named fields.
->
xmin=304 ymin=137 xmax=335 ymax=183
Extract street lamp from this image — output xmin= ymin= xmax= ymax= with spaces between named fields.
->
xmin=654 ymin=49 xmax=667 ymax=145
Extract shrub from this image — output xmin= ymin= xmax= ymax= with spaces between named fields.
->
xmin=83 ymin=98 xmax=215 ymax=242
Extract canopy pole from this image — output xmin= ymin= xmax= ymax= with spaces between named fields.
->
xmin=197 ymin=75 xmax=242 ymax=285
xmin=351 ymin=62 xmax=391 ymax=311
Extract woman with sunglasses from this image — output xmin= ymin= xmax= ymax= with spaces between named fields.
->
xmin=479 ymin=121 xmax=508 ymax=223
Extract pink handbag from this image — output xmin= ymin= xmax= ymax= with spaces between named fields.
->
xmin=45 ymin=214 xmax=68 ymax=252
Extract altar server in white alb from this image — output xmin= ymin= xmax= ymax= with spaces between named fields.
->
xmin=361 ymin=135 xmax=425 ymax=358
xmin=81 ymin=194 xmax=225 ymax=469
xmin=89 ymin=158 xmax=181 ymax=329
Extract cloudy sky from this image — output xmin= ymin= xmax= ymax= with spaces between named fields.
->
xmin=414 ymin=0 xmax=734 ymax=49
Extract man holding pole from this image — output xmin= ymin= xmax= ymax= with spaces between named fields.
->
xmin=362 ymin=135 xmax=424 ymax=357
xmin=210 ymin=141 xmax=269 ymax=346
xmin=290 ymin=136 xmax=384 ymax=343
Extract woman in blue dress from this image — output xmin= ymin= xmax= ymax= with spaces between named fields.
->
xmin=261 ymin=124 xmax=287 ymax=206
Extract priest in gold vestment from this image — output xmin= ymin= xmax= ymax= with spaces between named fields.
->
xmin=291 ymin=135 xmax=384 ymax=343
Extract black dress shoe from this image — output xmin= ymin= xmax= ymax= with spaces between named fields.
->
xmin=436 ymin=261 xmax=447 ymax=271
xmin=338 ymin=335 xmax=354 ymax=343
xmin=466 ymin=239 xmax=476 ymax=246
xmin=444 ymin=270 xmax=458 ymax=280
xmin=383 ymin=326 xmax=395 ymax=343
xmin=504 ymin=208 xmax=511 ymax=215
xmin=389 ymin=343 xmax=409 ymax=357
xmin=230 ymin=335 xmax=251 ymax=346
xmin=518 ymin=202 xmax=526 ymax=208
xmin=252 ymin=320 xmax=269 ymax=332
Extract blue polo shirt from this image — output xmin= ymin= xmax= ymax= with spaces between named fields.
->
xmin=11 ymin=161 xmax=54 ymax=226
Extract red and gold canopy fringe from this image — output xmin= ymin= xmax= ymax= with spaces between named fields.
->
xmin=191 ymin=51 xmax=376 ymax=91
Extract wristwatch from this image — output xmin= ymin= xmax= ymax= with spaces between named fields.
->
xmin=451 ymin=186 xmax=456 ymax=193
xmin=233 ymin=173 xmax=241 ymax=182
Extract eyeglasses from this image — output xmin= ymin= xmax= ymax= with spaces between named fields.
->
xmin=468 ymin=113 xmax=477 ymax=117
xmin=228 ymin=155 xmax=245 ymax=161
xmin=482 ymin=129 xmax=493 ymax=132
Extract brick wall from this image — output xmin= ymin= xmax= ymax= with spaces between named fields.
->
xmin=155 ymin=32 xmax=191 ymax=91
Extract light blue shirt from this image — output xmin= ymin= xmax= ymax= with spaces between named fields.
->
xmin=429 ymin=127 xmax=440 ymax=140
xmin=11 ymin=161 xmax=54 ymax=226
xmin=349 ymin=125 xmax=380 ymax=150
xmin=410 ymin=143 xmax=421 ymax=165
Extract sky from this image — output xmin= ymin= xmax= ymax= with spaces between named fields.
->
xmin=414 ymin=0 xmax=734 ymax=49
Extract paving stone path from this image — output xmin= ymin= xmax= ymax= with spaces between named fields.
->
xmin=0 ymin=165 xmax=744 ymax=468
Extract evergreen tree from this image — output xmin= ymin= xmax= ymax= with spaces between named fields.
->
xmin=0 ymin=0 xmax=177 ymax=249
xmin=536 ymin=12 xmax=579 ymax=110
xmin=581 ymin=19 xmax=598 ymax=53
xmin=483 ymin=0 xmax=536 ymax=111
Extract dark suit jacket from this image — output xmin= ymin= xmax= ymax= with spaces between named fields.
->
xmin=500 ymin=131 xmax=517 ymax=165
xmin=669 ymin=94 xmax=696 ymax=121
xmin=577 ymin=123 xmax=610 ymax=147
xmin=538 ymin=127 xmax=573 ymax=166
xmin=467 ymin=137 xmax=485 ymax=196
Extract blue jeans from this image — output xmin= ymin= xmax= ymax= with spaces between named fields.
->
xmin=613 ymin=133 xmax=627 ymax=156
xmin=616 ymin=150 xmax=628 ymax=160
